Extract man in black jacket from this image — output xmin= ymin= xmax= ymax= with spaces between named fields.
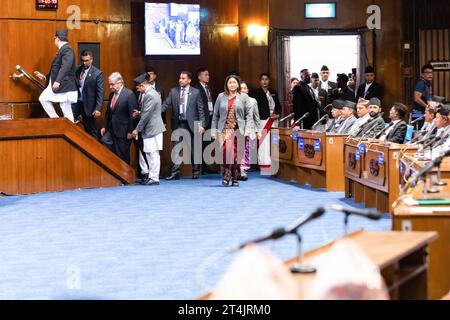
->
xmin=72 ymin=50 xmax=104 ymax=137
xmin=355 ymin=66 xmax=384 ymax=102
xmin=250 ymin=73 xmax=282 ymax=169
xmin=292 ymin=69 xmax=320 ymax=130
xmin=377 ymin=103 xmax=408 ymax=144
xmin=35 ymin=29 xmax=78 ymax=122
xmin=100 ymin=72 xmax=137 ymax=164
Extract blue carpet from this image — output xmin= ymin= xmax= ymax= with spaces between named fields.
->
xmin=0 ymin=173 xmax=391 ymax=299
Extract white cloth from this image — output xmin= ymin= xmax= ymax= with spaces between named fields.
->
xmin=258 ymin=119 xmax=277 ymax=167
xmin=40 ymin=80 xmax=78 ymax=103
xmin=266 ymin=91 xmax=276 ymax=114
xmin=39 ymin=80 xmax=76 ymax=122
xmin=364 ymin=83 xmax=373 ymax=98
xmin=310 ymin=84 xmax=319 ymax=100
xmin=321 ymin=80 xmax=329 ymax=91
xmin=143 ymin=132 xmax=163 ymax=153
xmin=145 ymin=151 xmax=161 ymax=182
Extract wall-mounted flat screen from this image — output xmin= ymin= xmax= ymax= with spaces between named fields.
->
xmin=145 ymin=2 xmax=201 ymax=55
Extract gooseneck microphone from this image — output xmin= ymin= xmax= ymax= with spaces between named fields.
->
xmin=410 ymin=116 xmax=425 ymax=125
xmin=230 ymin=207 xmax=325 ymax=252
xmin=330 ymin=204 xmax=382 ymax=220
xmin=280 ymin=113 xmax=295 ymax=122
xmin=312 ymin=114 xmax=329 ymax=129
xmin=291 ymin=112 xmax=310 ymax=128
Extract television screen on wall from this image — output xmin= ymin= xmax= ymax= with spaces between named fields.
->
xmin=36 ymin=0 xmax=58 ymax=10
xmin=145 ymin=2 xmax=201 ymax=56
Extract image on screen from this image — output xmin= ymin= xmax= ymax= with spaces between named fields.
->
xmin=145 ymin=2 xmax=200 ymax=56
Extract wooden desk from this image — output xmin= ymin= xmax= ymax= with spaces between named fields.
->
xmin=202 ymin=231 xmax=436 ymax=300
xmin=273 ymin=128 xmax=346 ymax=191
xmin=344 ymin=139 xmax=417 ymax=213
xmin=393 ymin=179 xmax=450 ymax=300
xmin=400 ymin=153 xmax=450 ymax=187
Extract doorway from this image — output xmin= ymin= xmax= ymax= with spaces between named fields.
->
xmin=277 ymin=32 xmax=365 ymax=116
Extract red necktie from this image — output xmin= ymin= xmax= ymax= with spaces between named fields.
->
xmin=111 ymin=93 xmax=119 ymax=110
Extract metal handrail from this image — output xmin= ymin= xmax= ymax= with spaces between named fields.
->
xmin=10 ymin=65 xmax=45 ymax=91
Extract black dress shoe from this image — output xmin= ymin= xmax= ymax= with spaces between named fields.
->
xmin=165 ymin=174 xmax=180 ymax=180
xmin=145 ymin=179 xmax=160 ymax=186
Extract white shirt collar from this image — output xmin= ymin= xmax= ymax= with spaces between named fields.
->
xmin=58 ymin=42 xmax=68 ymax=50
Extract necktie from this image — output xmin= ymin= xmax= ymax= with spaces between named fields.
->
xmin=205 ymin=86 xmax=212 ymax=102
xmin=179 ymin=88 xmax=186 ymax=120
xmin=80 ymin=69 xmax=87 ymax=81
xmin=111 ymin=93 xmax=119 ymax=110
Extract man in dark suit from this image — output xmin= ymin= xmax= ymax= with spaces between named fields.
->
xmin=292 ymin=69 xmax=320 ymax=130
xmin=100 ymin=72 xmax=137 ymax=164
xmin=194 ymin=68 xmax=217 ymax=174
xmin=319 ymin=65 xmax=337 ymax=101
xmin=377 ymin=103 xmax=408 ymax=144
xmin=355 ymin=66 xmax=384 ymax=102
xmin=35 ymin=29 xmax=78 ymax=122
xmin=162 ymin=71 xmax=206 ymax=180
xmin=71 ymin=50 xmax=104 ymax=137
xmin=310 ymin=72 xmax=329 ymax=121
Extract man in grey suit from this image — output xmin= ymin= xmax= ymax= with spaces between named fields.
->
xmin=354 ymin=98 xmax=386 ymax=138
xmin=34 ymin=29 xmax=78 ymax=122
xmin=337 ymin=100 xmax=357 ymax=134
xmin=326 ymin=100 xmax=345 ymax=133
xmin=132 ymin=74 xmax=166 ymax=185
xmin=72 ymin=50 xmax=104 ymax=137
xmin=162 ymin=71 xmax=206 ymax=180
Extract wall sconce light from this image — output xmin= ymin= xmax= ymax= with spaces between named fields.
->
xmin=247 ymin=24 xmax=268 ymax=46
xmin=220 ymin=25 xmax=239 ymax=36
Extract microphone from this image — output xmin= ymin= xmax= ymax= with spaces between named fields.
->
xmin=330 ymin=204 xmax=382 ymax=220
xmin=358 ymin=113 xmax=385 ymax=140
xmin=312 ymin=114 xmax=329 ymax=129
xmin=230 ymin=207 xmax=325 ymax=252
xmin=410 ymin=116 xmax=424 ymax=125
xmin=280 ymin=113 xmax=295 ymax=122
xmin=374 ymin=121 xmax=394 ymax=139
xmin=285 ymin=207 xmax=326 ymax=233
xmin=423 ymin=134 xmax=442 ymax=148
xmin=291 ymin=112 xmax=310 ymax=128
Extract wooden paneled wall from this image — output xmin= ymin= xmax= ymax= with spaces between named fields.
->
xmin=0 ymin=0 xmax=239 ymax=105
xmin=419 ymin=29 xmax=450 ymax=101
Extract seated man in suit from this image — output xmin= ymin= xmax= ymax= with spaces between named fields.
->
xmin=419 ymin=103 xmax=438 ymax=139
xmin=337 ymin=100 xmax=357 ymax=134
xmin=326 ymin=100 xmax=345 ymax=133
xmin=348 ymin=98 xmax=371 ymax=137
xmin=422 ymin=104 xmax=450 ymax=159
xmin=355 ymin=66 xmax=384 ymax=102
xmin=377 ymin=103 xmax=408 ymax=144
xmin=100 ymin=72 xmax=137 ymax=164
xmin=354 ymin=98 xmax=386 ymax=138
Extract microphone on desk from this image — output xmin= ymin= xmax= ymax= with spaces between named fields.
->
xmin=330 ymin=204 xmax=382 ymax=220
xmin=280 ymin=113 xmax=295 ymax=123
xmin=291 ymin=112 xmax=310 ymax=128
xmin=410 ymin=116 xmax=425 ymax=125
xmin=312 ymin=114 xmax=329 ymax=129
xmin=374 ymin=121 xmax=394 ymax=139
xmin=230 ymin=207 xmax=325 ymax=252
xmin=357 ymin=113 xmax=385 ymax=143
xmin=423 ymin=135 xmax=442 ymax=149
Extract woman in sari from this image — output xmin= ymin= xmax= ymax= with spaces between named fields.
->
xmin=211 ymin=75 xmax=253 ymax=187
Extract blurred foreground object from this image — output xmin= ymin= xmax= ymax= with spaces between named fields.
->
xmin=210 ymin=245 xmax=298 ymax=300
